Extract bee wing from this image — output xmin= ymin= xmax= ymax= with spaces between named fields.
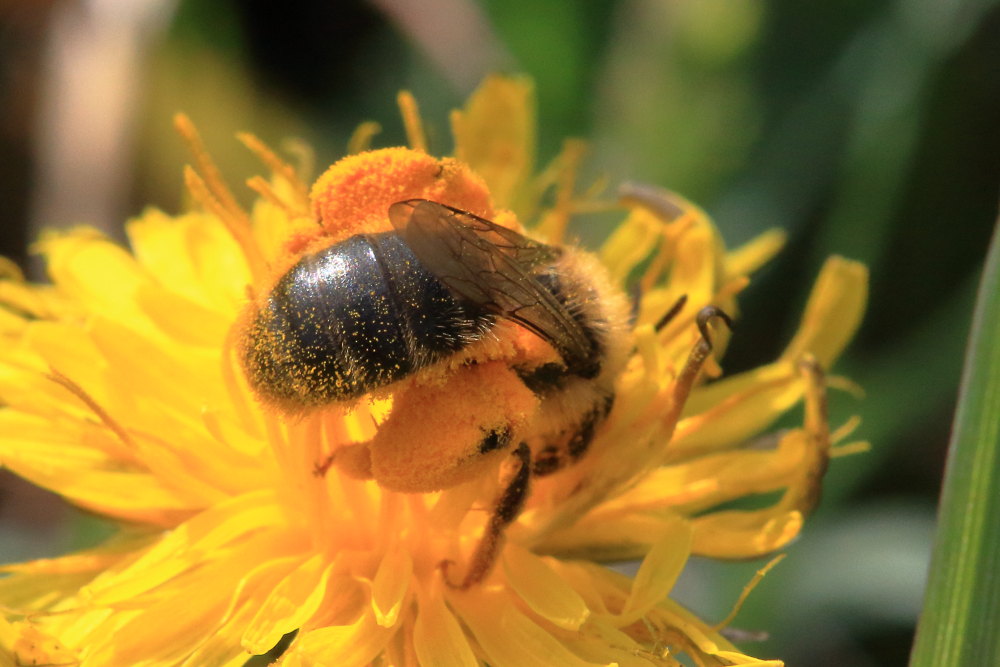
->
xmin=388 ymin=199 xmax=594 ymax=372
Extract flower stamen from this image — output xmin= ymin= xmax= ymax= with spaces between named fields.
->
xmin=831 ymin=440 xmax=872 ymax=458
xmin=543 ymin=138 xmax=588 ymax=244
xmin=174 ymin=114 xmax=267 ymax=283
xmin=183 ymin=166 xmax=267 ymax=284
xmin=46 ymin=368 xmax=137 ymax=460
xmin=711 ymin=553 xmax=785 ymax=632
xmin=396 ymin=91 xmax=428 ymax=154
xmin=237 ymin=132 xmax=311 ymax=211
xmin=173 ymin=114 xmax=245 ymax=221
xmin=347 ymin=121 xmax=383 ymax=155
xmin=245 ymin=175 xmax=303 ymax=220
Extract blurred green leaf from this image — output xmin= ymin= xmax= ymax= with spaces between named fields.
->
xmin=910 ymin=213 xmax=1000 ymax=665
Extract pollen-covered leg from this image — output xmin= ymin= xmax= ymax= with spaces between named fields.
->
xmin=442 ymin=442 xmax=531 ymax=589
xmin=363 ymin=362 xmax=538 ymax=493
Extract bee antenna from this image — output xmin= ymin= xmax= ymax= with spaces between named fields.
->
xmin=696 ymin=306 xmax=733 ymax=351
xmin=653 ymin=294 xmax=688 ymax=332
xmin=629 ymin=283 xmax=643 ymax=324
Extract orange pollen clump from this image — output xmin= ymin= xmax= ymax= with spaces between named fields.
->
xmin=309 ymin=147 xmax=495 ymax=244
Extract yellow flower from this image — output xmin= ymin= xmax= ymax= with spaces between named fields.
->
xmin=0 ymin=76 xmax=867 ymax=666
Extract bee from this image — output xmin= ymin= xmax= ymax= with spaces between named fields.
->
xmin=238 ymin=199 xmax=632 ymax=587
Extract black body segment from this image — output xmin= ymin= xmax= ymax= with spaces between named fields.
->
xmin=242 ymin=232 xmax=492 ymax=407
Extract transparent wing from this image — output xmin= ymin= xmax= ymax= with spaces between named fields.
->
xmin=388 ymin=199 xmax=594 ymax=373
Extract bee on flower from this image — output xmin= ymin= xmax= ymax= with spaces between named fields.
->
xmin=0 ymin=76 xmax=867 ymax=666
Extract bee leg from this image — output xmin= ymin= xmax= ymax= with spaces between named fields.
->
xmin=660 ymin=306 xmax=733 ymax=434
xmin=442 ymin=441 xmax=531 ymax=589
xmin=315 ymin=442 xmax=372 ymax=480
xmin=682 ymin=306 xmax=732 ymax=377
xmin=532 ymin=395 xmax=614 ymax=476
xmin=313 ymin=454 xmax=334 ymax=477
xmin=629 ymin=282 xmax=643 ymax=324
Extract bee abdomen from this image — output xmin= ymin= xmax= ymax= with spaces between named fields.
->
xmin=241 ymin=232 xmax=491 ymax=408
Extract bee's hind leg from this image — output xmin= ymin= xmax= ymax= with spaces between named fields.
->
xmin=442 ymin=441 xmax=531 ymax=589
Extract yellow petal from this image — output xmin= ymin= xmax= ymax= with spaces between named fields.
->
xmin=0 ymin=426 xmax=202 ymax=524
xmin=84 ymin=532 xmax=295 ymax=664
xmin=0 ymin=401 xmax=260 ymax=518
xmin=182 ymin=600 xmax=263 ymax=667
xmin=412 ymin=587 xmax=478 ymax=667
xmin=371 ymin=545 xmax=412 ymax=628
xmin=503 ymin=544 xmax=590 ymax=631
xmin=651 ymin=597 xmax=745 ymax=659
xmin=451 ymin=591 xmax=612 ymax=667
xmin=0 ymin=617 xmax=18 ymax=665
xmin=4 ymin=618 xmax=77 ymax=667
xmin=452 ymin=74 xmax=535 ymax=210
xmin=598 ymin=207 xmax=663 ymax=285
xmin=0 ymin=571 xmax=97 ymax=615
xmin=242 ymin=553 xmax=333 ymax=654
xmin=0 ymin=533 xmax=153 ymax=579
xmin=0 ymin=280 xmax=66 ymax=321
xmin=781 ymin=255 xmax=868 ymax=368
xmin=724 ymin=228 xmax=786 ymax=279
xmin=89 ymin=316 xmax=220 ymax=417
xmin=36 ymin=228 xmax=151 ymax=326
xmin=136 ymin=283 xmax=230 ymax=347
xmin=0 ymin=308 xmax=27 ymax=338
xmin=11 ymin=321 xmax=105 ymax=401
xmin=83 ymin=490 xmax=283 ymax=604
xmin=127 ymin=209 xmax=247 ymax=313
xmin=534 ymin=512 xmax=680 ymax=562
xmin=691 ymin=508 xmax=803 ymax=559
xmin=561 ymin=619 xmax=669 ymax=667
xmin=286 ymin=610 xmax=394 ymax=667
xmin=86 ymin=558 xmax=241 ymax=665
xmin=618 ymin=515 xmax=692 ymax=624
xmin=308 ymin=574 xmax=369 ymax=628
xmin=672 ymin=360 xmax=801 ymax=461
xmin=602 ymin=436 xmax=805 ymax=515
xmin=654 ymin=223 xmax=721 ymax=323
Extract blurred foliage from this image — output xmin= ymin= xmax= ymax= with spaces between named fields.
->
xmin=1 ymin=0 xmax=998 ymax=664
xmin=910 ymin=211 xmax=1000 ymax=666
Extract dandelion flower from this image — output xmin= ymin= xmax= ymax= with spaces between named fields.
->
xmin=0 ymin=76 xmax=868 ymax=666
